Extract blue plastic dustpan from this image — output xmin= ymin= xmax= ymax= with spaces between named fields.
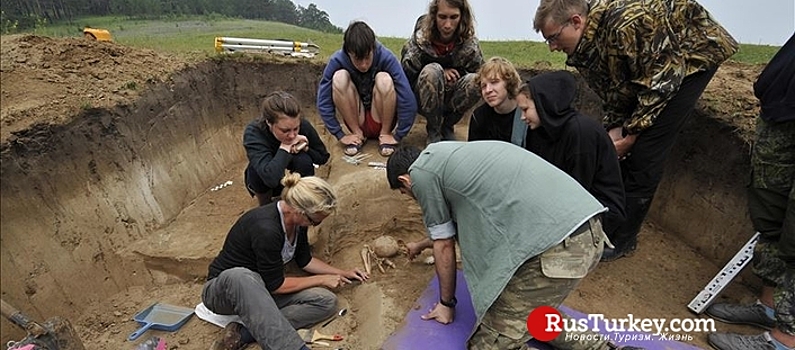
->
xmin=128 ymin=302 xmax=194 ymax=341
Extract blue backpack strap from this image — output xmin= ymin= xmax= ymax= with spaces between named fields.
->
xmin=510 ymin=107 xmax=527 ymax=147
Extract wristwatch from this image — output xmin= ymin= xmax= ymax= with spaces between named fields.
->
xmin=440 ymin=296 xmax=457 ymax=308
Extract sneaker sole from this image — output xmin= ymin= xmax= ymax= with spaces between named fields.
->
xmin=707 ymin=337 xmax=724 ymax=350
xmin=703 ymin=312 xmax=774 ymax=330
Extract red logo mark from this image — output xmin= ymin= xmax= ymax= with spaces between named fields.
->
xmin=527 ymin=306 xmax=563 ymax=342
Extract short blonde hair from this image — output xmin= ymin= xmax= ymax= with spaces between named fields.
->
xmin=477 ymin=56 xmax=522 ymax=99
xmin=533 ymin=0 xmax=588 ymax=32
xmin=281 ymin=173 xmax=338 ymax=215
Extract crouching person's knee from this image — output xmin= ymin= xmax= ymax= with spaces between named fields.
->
xmin=374 ymin=72 xmax=396 ymax=95
xmin=218 ymin=267 xmax=265 ymax=289
xmin=288 ymin=287 xmax=339 ymax=329
xmin=332 ymin=69 xmax=352 ymax=88
xmin=419 ymin=63 xmax=444 ymax=81
xmin=311 ymin=287 xmax=338 ymax=318
xmin=290 ymin=152 xmax=316 ymax=176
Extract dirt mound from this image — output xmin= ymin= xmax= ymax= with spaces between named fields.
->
xmin=0 ymin=34 xmax=189 ymax=142
xmin=0 ymin=35 xmax=763 ymax=145
xmin=701 ymin=61 xmax=764 ymax=143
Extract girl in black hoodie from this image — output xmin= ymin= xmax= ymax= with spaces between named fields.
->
xmin=471 ymin=62 xmax=625 ymax=253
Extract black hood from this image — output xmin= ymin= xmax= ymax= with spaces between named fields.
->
xmin=528 ymin=71 xmax=579 ymax=140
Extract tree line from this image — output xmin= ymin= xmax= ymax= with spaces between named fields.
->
xmin=1 ymin=0 xmax=341 ymax=34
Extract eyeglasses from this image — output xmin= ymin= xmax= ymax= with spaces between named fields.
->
xmin=303 ymin=212 xmax=321 ymax=226
xmin=544 ymin=22 xmax=570 ymax=45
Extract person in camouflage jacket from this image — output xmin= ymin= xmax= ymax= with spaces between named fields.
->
xmin=533 ymin=0 xmax=738 ymax=261
xmin=705 ymin=32 xmax=795 ymax=350
xmin=400 ymin=0 xmax=484 ymax=143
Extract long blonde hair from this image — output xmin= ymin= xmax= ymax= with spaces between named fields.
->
xmin=281 ymin=173 xmax=337 ymax=215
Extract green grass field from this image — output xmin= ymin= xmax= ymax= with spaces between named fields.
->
xmin=30 ymin=15 xmax=777 ymax=68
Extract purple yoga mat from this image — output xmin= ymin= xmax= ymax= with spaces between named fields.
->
xmin=382 ymin=270 xmax=702 ymax=350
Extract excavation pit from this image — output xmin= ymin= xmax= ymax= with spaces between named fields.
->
xmin=0 ymin=35 xmax=765 ymax=349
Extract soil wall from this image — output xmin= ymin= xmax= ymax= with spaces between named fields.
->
xmin=651 ymin=110 xmax=754 ymax=261
xmin=0 ymin=60 xmax=323 ymax=339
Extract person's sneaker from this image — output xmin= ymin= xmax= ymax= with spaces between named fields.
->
xmin=210 ymin=322 xmax=244 ymax=350
xmin=705 ymin=301 xmax=776 ymax=330
xmin=707 ymin=332 xmax=776 ymax=350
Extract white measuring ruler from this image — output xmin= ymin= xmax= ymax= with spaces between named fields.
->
xmin=687 ymin=232 xmax=761 ymax=314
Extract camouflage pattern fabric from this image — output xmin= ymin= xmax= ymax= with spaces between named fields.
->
xmin=468 ymin=323 xmax=533 ymax=350
xmin=415 ymin=63 xmax=481 ymax=124
xmin=469 ymin=218 xmax=610 ymax=350
xmin=400 ymin=15 xmax=484 ymax=89
xmin=566 ymin=0 xmax=738 ymax=134
xmin=749 ymin=117 xmax=795 ymax=335
xmin=400 ymin=14 xmax=484 ymax=126
xmin=750 ymin=118 xmax=795 ymax=284
xmin=775 ymin=268 xmax=795 ymax=335
xmin=753 ymin=241 xmax=787 ymax=286
xmin=750 ymin=118 xmax=795 ymax=195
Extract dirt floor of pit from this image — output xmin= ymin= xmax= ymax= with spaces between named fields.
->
xmin=66 ymin=152 xmax=764 ymax=350
xmin=20 ymin=119 xmax=766 ymax=350
xmin=65 ymin=147 xmax=767 ymax=350
xmin=0 ymin=35 xmax=770 ymax=350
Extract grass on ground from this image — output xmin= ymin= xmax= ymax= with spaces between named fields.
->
xmin=25 ymin=15 xmax=777 ymax=68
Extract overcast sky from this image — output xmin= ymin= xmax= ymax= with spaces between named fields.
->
xmin=295 ymin=0 xmax=793 ymax=46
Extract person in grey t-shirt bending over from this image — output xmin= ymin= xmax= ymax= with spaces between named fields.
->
xmin=386 ymin=141 xmax=641 ymax=350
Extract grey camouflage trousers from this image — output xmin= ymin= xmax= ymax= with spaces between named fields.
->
xmin=468 ymin=217 xmax=613 ymax=350
xmin=748 ymin=117 xmax=795 ymax=335
xmin=415 ymin=63 xmax=482 ymax=137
